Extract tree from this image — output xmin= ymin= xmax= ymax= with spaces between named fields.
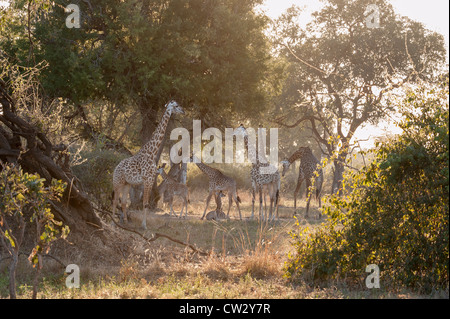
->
xmin=0 ymin=56 xmax=102 ymax=229
xmin=285 ymin=80 xmax=449 ymax=293
xmin=10 ymin=0 xmax=271 ymax=143
xmin=1 ymin=0 xmax=272 ymax=210
xmin=0 ymin=163 xmax=69 ymax=299
xmin=272 ymin=0 xmax=447 ymax=194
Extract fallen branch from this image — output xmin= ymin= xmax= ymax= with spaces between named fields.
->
xmin=0 ymin=252 xmax=67 ymax=268
xmin=94 ymin=207 xmax=210 ymax=256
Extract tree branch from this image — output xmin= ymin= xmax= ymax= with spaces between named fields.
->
xmin=94 ymin=207 xmax=210 ymax=257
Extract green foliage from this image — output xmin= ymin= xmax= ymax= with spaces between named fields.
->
xmin=272 ymin=0 xmax=447 ymax=194
xmin=0 ymin=163 xmax=70 ymax=264
xmin=0 ymin=162 xmax=69 ymax=297
xmin=71 ymin=146 xmax=127 ymax=208
xmin=1 ymin=0 xmax=272 ymax=130
xmin=285 ymin=83 xmax=449 ymax=293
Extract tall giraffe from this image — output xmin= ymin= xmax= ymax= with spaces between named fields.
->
xmin=235 ymin=125 xmax=280 ymax=221
xmin=281 ymin=146 xmax=323 ymax=218
xmin=192 ymin=156 xmax=242 ymax=220
xmin=112 ymin=100 xmax=184 ymax=229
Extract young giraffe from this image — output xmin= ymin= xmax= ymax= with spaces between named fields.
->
xmin=205 ymin=191 xmax=227 ymax=221
xmin=281 ymin=146 xmax=323 ymax=218
xmin=112 ymin=100 xmax=184 ymax=229
xmin=235 ymin=125 xmax=280 ymax=221
xmin=191 ymin=155 xmax=242 ymax=220
xmin=156 ymin=164 xmax=190 ymax=219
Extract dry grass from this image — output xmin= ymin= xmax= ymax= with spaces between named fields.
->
xmin=0 ymin=189 xmax=438 ymax=299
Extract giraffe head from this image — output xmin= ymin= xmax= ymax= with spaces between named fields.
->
xmin=233 ymin=124 xmax=248 ymax=138
xmin=166 ymin=100 xmax=185 ymax=115
xmin=281 ymin=159 xmax=291 ymax=177
xmin=156 ymin=163 xmax=167 ymax=175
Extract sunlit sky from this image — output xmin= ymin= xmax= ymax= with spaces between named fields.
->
xmin=261 ymin=0 xmax=449 ymax=148
xmin=261 ymin=0 xmax=449 ymax=53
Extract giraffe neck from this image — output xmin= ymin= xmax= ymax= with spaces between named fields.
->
xmin=139 ymin=107 xmax=172 ymax=160
xmin=160 ymin=170 xmax=170 ymax=180
xmin=288 ymin=149 xmax=307 ymax=164
xmin=244 ymin=135 xmax=260 ymax=167
xmin=195 ymin=162 xmax=217 ymax=178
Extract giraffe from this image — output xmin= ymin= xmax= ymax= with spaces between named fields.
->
xmin=112 ymin=100 xmax=184 ymax=229
xmin=235 ymin=125 xmax=280 ymax=221
xmin=281 ymin=146 xmax=323 ymax=218
xmin=191 ymin=155 xmax=242 ymax=220
xmin=156 ymin=164 xmax=190 ymax=219
xmin=205 ymin=191 xmax=227 ymax=221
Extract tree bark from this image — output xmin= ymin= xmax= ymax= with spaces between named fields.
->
xmin=0 ymin=81 xmax=101 ymax=230
xmin=331 ymin=158 xmax=345 ymax=195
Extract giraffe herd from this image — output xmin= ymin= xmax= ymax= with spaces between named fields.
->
xmin=112 ymin=101 xmax=323 ymax=229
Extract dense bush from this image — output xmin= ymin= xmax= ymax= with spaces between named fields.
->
xmin=71 ymin=146 xmax=127 ymax=209
xmin=285 ymin=83 xmax=449 ymax=293
xmin=0 ymin=163 xmax=69 ymax=298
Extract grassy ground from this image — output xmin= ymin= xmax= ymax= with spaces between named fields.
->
xmin=0 ymin=190 xmax=442 ymax=299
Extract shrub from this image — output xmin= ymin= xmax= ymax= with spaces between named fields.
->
xmin=0 ymin=163 xmax=69 ymax=298
xmin=72 ymin=146 xmax=127 ymax=209
xmin=285 ymin=83 xmax=449 ymax=293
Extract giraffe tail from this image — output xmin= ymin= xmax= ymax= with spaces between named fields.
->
xmin=236 ymin=195 xmax=242 ymax=203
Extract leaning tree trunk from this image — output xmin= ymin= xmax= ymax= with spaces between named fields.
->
xmin=0 ymin=80 xmax=101 ymax=230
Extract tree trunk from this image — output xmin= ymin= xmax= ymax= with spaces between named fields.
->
xmin=8 ymin=251 xmax=18 ymax=299
xmin=0 ymin=82 xmax=101 ymax=230
xmin=140 ymin=98 xmax=159 ymax=145
xmin=331 ymin=155 xmax=346 ymax=195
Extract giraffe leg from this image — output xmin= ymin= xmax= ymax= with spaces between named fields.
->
xmin=251 ymin=186 xmax=256 ymax=220
xmin=233 ymin=192 xmax=242 ymax=220
xmin=180 ymin=197 xmax=187 ymax=219
xmin=305 ymin=181 xmax=312 ymax=219
xmin=293 ymin=179 xmax=302 ymax=213
xmin=112 ymin=185 xmax=122 ymax=221
xmin=121 ymin=184 xmax=131 ymax=223
xmin=269 ymin=184 xmax=276 ymax=221
xmin=263 ymin=191 xmax=267 ymax=217
xmin=142 ymin=182 xmax=152 ymax=230
xmin=201 ymin=191 xmax=214 ymax=220
xmin=269 ymin=194 xmax=274 ymax=222
xmin=259 ymin=187 xmax=264 ymax=221
xmin=317 ymin=185 xmax=322 ymax=219
xmin=227 ymin=192 xmax=233 ymax=219
xmin=169 ymin=197 xmax=175 ymax=217
xmin=275 ymin=188 xmax=280 ymax=219
xmin=305 ymin=196 xmax=312 ymax=219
